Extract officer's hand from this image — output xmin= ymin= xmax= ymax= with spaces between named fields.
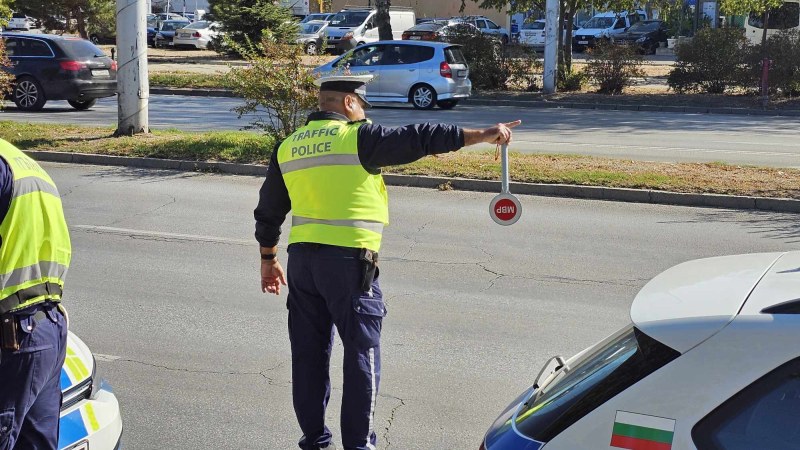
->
xmin=261 ymin=260 xmax=287 ymax=295
xmin=484 ymin=120 xmax=521 ymax=145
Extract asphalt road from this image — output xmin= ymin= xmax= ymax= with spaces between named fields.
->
xmin=50 ymin=162 xmax=800 ymax=450
xmin=3 ymin=95 xmax=800 ymax=168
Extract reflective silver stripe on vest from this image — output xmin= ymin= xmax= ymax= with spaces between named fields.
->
xmin=13 ymin=176 xmax=60 ymax=199
xmin=0 ymin=261 xmax=69 ymax=290
xmin=280 ymin=154 xmax=362 ymax=174
xmin=292 ymin=216 xmax=384 ymax=234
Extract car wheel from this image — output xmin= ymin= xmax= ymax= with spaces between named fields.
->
xmin=410 ymin=84 xmax=436 ymax=110
xmin=437 ymin=100 xmax=458 ymax=110
xmin=13 ymin=76 xmax=46 ymax=111
xmin=68 ymin=99 xmax=97 ymax=110
xmin=357 ymin=41 xmax=366 ymax=47
xmin=90 ymin=34 xmax=100 ymax=44
xmin=305 ymin=42 xmax=318 ymax=55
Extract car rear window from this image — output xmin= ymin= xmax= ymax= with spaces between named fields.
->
xmin=59 ymin=39 xmax=105 ymax=58
xmin=522 ymin=21 xmax=546 ymax=30
xmin=444 ymin=46 xmax=466 ymax=64
xmin=514 ymin=326 xmax=680 ymax=442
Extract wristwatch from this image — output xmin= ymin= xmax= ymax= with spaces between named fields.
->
xmin=260 ymin=253 xmax=276 ymax=261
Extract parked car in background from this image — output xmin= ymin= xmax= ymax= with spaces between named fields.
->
xmin=326 ymin=7 xmax=416 ymax=52
xmin=611 ymin=20 xmax=667 ymax=54
xmin=6 ymin=12 xmax=34 ymax=31
xmin=481 ymin=251 xmax=800 ymax=450
xmin=572 ymin=11 xmax=645 ymax=51
xmin=152 ymin=19 xmax=190 ymax=47
xmin=297 ymin=20 xmax=328 ymax=55
xmin=58 ymin=332 xmax=123 ymax=450
xmin=518 ymin=19 xmax=546 ymax=48
xmin=401 ymin=20 xmax=482 ymax=42
xmin=314 ymin=40 xmax=471 ymax=109
xmin=453 ymin=15 xmax=509 ymax=44
xmin=301 ymin=13 xmax=334 ymax=23
xmin=173 ymin=20 xmax=220 ymax=49
xmin=1 ymin=34 xmax=117 ymax=111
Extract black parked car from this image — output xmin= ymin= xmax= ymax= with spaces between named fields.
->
xmin=1 ymin=34 xmax=117 ymax=111
xmin=611 ymin=20 xmax=668 ymax=54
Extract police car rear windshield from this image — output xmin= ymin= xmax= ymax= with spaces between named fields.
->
xmin=515 ymin=326 xmax=679 ymax=442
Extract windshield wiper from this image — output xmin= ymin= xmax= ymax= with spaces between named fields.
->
xmin=533 ymin=355 xmax=570 ymax=391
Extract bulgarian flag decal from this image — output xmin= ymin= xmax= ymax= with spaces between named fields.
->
xmin=610 ymin=411 xmax=676 ymax=450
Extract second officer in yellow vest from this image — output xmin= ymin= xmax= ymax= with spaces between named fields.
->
xmin=0 ymin=139 xmax=71 ymax=450
xmin=255 ymin=75 xmax=520 ymax=450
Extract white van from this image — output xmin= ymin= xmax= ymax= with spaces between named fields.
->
xmin=326 ymin=7 xmax=416 ymax=52
xmin=572 ymin=10 xmax=646 ymax=51
xmin=744 ymin=0 xmax=800 ymax=44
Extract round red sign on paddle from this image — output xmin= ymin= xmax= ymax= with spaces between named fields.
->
xmin=489 ymin=193 xmax=522 ymax=226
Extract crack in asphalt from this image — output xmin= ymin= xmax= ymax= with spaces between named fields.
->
xmin=105 ymin=194 xmax=177 ymax=226
xmin=112 ymin=358 xmax=290 ymax=387
xmin=380 ymin=394 xmax=406 ymax=450
xmin=399 ymin=220 xmax=434 ymax=260
xmin=384 ymin=256 xmax=641 ymax=288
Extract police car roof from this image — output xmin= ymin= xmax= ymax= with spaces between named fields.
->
xmin=631 ymin=251 xmax=800 ymax=353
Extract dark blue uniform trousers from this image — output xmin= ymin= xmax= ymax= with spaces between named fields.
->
xmin=287 ymin=243 xmax=386 ymax=450
xmin=0 ymin=303 xmax=67 ymax=450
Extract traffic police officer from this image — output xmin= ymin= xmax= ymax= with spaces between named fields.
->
xmin=0 ymin=139 xmax=71 ymax=450
xmin=255 ymin=74 xmax=519 ymax=450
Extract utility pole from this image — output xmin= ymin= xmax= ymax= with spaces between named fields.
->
xmin=543 ymin=0 xmax=559 ymax=93
xmin=116 ymin=0 xmax=149 ymax=136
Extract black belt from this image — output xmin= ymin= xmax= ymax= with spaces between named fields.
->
xmin=0 ymin=282 xmax=63 ymax=315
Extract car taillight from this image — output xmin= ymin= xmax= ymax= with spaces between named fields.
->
xmin=193 ymin=31 xmax=201 ymax=38
xmin=440 ymin=61 xmax=452 ymax=78
xmin=59 ymin=60 xmax=85 ymax=71
xmin=423 ymin=32 xmax=436 ymax=40
xmin=110 ymin=60 xmax=118 ymax=71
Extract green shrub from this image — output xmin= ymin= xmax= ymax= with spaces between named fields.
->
xmin=584 ymin=41 xmax=644 ymax=94
xmin=559 ymin=68 xmax=587 ymax=92
xmin=227 ymin=37 xmax=320 ymax=140
xmin=668 ymin=28 xmax=749 ymax=94
xmin=445 ymin=28 xmax=509 ymax=90
xmin=745 ymin=30 xmax=800 ymax=96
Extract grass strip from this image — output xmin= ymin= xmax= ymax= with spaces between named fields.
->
xmin=0 ymin=121 xmax=274 ymax=164
xmin=149 ymin=71 xmax=229 ymax=89
xmin=1 ymin=121 xmax=797 ymax=199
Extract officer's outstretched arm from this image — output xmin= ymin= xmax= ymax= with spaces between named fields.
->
xmin=463 ymin=120 xmax=522 ymax=147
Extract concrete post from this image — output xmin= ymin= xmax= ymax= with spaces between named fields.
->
xmin=115 ymin=0 xmax=149 ymax=136
xmin=543 ymin=0 xmax=559 ymax=93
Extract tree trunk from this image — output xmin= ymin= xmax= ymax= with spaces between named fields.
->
xmin=564 ymin=0 xmax=573 ymax=72
xmin=375 ymin=0 xmax=393 ymax=41
xmin=75 ymin=5 xmax=88 ymax=39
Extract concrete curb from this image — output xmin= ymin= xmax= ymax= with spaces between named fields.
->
xmin=148 ymin=86 xmax=800 ymax=117
xmin=27 ymin=150 xmax=800 ymax=214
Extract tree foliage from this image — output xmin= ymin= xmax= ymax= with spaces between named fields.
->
xmin=208 ymin=0 xmax=297 ymax=55
xmin=13 ymin=0 xmax=115 ymax=38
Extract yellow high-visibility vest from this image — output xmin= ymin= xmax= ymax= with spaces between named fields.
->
xmin=277 ymin=119 xmax=388 ymax=252
xmin=0 ymin=140 xmax=71 ymax=314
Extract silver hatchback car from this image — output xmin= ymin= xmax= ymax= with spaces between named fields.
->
xmin=314 ymin=40 xmax=472 ymax=110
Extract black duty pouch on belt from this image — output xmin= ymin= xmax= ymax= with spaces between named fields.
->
xmin=0 ymin=314 xmax=19 ymax=351
xmin=359 ymin=248 xmax=379 ymax=292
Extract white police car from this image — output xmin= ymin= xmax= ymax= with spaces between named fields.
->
xmin=59 ymin=332 xmax=122 ymax=450
xmin=482 ymin=251 xmax=800 ymax=450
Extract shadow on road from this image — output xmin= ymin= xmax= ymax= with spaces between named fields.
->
xmin=663 ymin=209 xmax=800 ymax=244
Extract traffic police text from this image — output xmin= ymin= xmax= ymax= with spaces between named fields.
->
xmin=290 ymin=127 xmax=339 ymax=158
